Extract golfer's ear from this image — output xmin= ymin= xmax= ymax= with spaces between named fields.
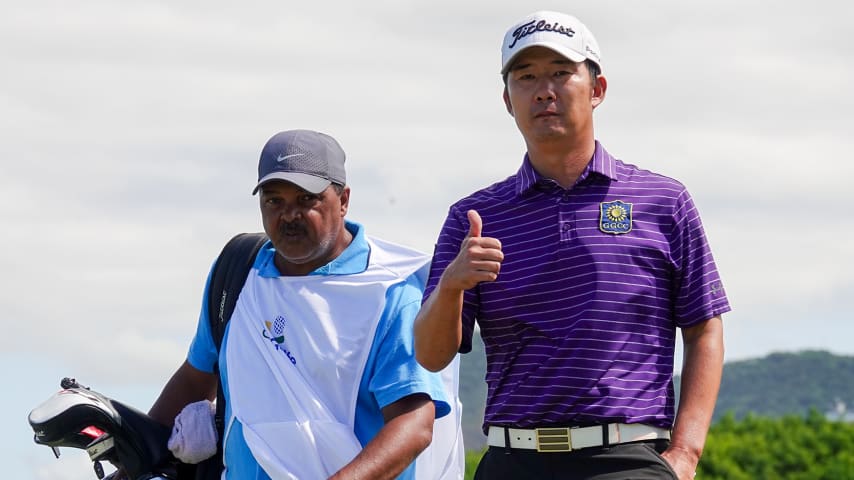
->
xmin=503 ymin=87 xmax=513 ymax=116
xmin=592 ymin=74 xmax=607 ymax=109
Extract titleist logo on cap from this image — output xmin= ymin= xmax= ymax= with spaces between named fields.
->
xmin=508 ymin=19 xmax=576 ymax=49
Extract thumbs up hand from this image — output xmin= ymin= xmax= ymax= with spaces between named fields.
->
xmin=439 ymin=210 xmax=504 ymax=291
xmin=466 ymin=209 xmax=483 ymax=238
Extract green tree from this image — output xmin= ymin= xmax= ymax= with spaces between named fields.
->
xmin=699 ymin=411 xmax=854 ymax=479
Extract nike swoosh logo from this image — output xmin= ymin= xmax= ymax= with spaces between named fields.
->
xmin=277 ymin=153 xmax=305 ymax=162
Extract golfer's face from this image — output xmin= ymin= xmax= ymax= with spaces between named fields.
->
xmin=504 ymin=47 xmax=599 ymax=142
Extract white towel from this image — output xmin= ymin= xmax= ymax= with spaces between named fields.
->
xmin=167 ymin=400 xmax=218 ymax=464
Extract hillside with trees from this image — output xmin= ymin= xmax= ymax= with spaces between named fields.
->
xmin=708 ymin=350 xmax=854 ymax=421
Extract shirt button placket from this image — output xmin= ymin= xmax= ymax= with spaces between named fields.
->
xmin=558 ymin=191 xmax=574 ymax=243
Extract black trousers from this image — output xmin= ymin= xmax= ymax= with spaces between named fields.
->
xmin=473 ymin=440 xmax=678 ymax=480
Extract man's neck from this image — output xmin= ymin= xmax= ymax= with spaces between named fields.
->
xmin=526 ymin=137 xmax=596 ymax=189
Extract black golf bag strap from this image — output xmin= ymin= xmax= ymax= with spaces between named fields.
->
xmin=203 ymin=232 xmax=267 ymax=477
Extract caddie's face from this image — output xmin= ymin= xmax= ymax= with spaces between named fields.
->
xmin=503 ymin=46 xmax=605 ymax=145
xmin=259 ymin=180 xmax=350 ymax=276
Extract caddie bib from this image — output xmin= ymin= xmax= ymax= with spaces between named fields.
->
xmin=225 ymin=237 xmax=429 ymax=479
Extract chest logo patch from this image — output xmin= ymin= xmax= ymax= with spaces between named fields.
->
xmin=262 ymin=315 xmax=297 ymax=365
xmin=599 ymin=200 xmax=633 ymax=234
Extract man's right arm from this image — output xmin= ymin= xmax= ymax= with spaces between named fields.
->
xmin=414 ymin=210 xmax=502 ymax=372
xmin=413 ymin=278 xmax=467 ymax=372
xmin=148 ymin=360 xmax=217 ymax=427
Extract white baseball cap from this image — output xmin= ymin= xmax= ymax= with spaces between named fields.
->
xmin=501 ymin=11 xmax=602 ymax=75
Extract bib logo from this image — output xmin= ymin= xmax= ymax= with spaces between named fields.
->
xmin=600 ymin=200 xmax=632 ymax=234
xmin=262 ymin=315 xmax=297 ymax=365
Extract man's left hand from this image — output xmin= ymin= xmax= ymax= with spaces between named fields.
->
xmin=661 ymin=447 xmax=698 ymax=480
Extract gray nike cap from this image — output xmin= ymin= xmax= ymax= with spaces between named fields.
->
xmin=252 ymin=129 xmax=347 ymax=195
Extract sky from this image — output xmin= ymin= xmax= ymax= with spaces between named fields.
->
xmin=3 ymin=0 xmax=853 ymax=478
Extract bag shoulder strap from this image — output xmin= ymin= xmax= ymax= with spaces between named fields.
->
xmin=207 ymin=232 xmax=268 ymax=352
xmin=203 ymin=232 xmax=267 ymax=479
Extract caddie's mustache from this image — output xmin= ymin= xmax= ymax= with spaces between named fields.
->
xmin=279 ymin=222 xmax=307 ymax=236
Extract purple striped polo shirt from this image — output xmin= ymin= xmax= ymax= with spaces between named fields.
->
xmin=423 ymin=141 xmax=731 ymax=432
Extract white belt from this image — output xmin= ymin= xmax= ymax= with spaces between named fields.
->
xmin=487 ymin=424 xmax=670 ymax=452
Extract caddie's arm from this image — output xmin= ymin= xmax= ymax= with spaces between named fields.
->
xmin=662 ymin=316 xmax=724 ymax=480
xmin=328 ymin=393 xmax=434 ymax=480
xmin=414 ymin=210 xmax=503 ymax=372
xmin=148 ymin=360 xmax=217 ymax=427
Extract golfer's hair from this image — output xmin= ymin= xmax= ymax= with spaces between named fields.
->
xmin=585 ymin=60 xmax=601 ymax=86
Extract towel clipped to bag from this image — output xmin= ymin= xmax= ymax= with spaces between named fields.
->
xmin=168 ymin=399 xmax=218 ymax=464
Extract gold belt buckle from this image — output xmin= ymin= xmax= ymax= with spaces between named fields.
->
xmin=535 ymin=427 xmax=572 ymax=452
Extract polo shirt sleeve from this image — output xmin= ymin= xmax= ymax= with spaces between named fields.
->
xmin=370 ymin=274 xmax=451 ymax=419
xmin=671 ymin=188 xmax=732 ymax=327
xmin=423 ymin=205 xmax=479 ymax=353
xmin=187 ymin=262 xmax=218 ymax=373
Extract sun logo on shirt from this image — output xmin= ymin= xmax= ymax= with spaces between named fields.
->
xmin=599 ymin=200 xmax=633 ymax=234
xmin=605 ymin=205 xmax=628 ymax=222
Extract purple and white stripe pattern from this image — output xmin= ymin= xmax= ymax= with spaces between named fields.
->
xmin=424 ymin=141 xmax=731 ymax=431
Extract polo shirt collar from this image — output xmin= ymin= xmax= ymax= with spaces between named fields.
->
xmin=515 ymin=140 xmax=618 ymax=196
xmin=257 ymin=220 xmax=369 ymax=278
